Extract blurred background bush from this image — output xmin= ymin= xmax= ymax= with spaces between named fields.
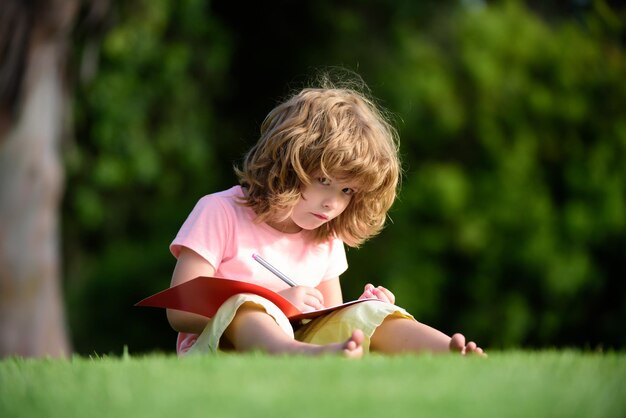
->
xmin=64 ymin=0 xmax=625 ymax=354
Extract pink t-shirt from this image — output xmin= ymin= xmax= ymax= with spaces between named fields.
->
xmin=170 ymin=186 xmax=348 ymax=354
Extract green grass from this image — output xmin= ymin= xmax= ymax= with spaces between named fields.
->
xmin=1 ymin=351 xmax=625 ymax=418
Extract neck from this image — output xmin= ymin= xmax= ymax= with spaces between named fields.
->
xmin=266 ymin=219 xmax=302 ymax=234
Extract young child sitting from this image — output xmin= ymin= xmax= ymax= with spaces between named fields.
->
xmin=166 ymin=74 xmax=485 ymax=358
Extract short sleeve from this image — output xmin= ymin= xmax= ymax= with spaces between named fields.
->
xmin=169 ymin=196 xmax=234 ymax=270
xmin=321 ymin=237 xmax=348 ymax=280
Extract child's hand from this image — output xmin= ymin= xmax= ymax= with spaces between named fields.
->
xmin=278 ymin=286 xmax=325 ymax=312
xmin=358 ymin=283 xmax=395 ymax=304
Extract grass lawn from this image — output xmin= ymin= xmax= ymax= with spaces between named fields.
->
xmin=1 ymin=350 xmax=625 ymax=418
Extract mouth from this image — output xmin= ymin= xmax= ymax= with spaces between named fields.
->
xmin=312 ymin=213 xmax=329 ymax=221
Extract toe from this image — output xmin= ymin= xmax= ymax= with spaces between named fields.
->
xmin=352 ymin=329 xmax=365 ymax=345
xmin=449 ymin=333 xmax=466 ymax=353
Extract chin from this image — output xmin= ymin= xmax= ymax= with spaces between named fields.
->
xmin=298 ymin=221 xmax=324 ymax=231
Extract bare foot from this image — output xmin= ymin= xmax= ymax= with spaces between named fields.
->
xmin=312 ymin=329 xmax=364 ymax=358
xmin=341 ymin=329 xmax=365 ymax=358
xmin=449 ymin=333 xmax=487 ymax=357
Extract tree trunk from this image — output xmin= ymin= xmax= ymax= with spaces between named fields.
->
xmin=0 ymin=0 xmax=78 ymax=358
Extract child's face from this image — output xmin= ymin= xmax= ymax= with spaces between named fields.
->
xmin=270 ymin=175 xmax=358 ymax=233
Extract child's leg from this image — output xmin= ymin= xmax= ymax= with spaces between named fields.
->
xmin=370 ymin=317 xmax=485 ymax=356
xmin=224 ymin=303 xmax=364 ymax=357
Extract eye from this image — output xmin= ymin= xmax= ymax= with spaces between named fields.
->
xmin=342 ymin=187 xmax=356 ymax=196
xmin=318 ymin=177 xmax=331 ymax=185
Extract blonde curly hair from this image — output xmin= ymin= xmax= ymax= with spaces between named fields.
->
xmin=235 ymin=76 xmax=401 ymax=247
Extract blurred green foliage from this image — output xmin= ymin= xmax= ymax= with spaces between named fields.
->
xmin=370 ymin=3 xmax=626 ymax=349
xmin=66 ymin=0 xmax=232 ymax=352
xmin=65 ymin=0 xmax=626 ymax=354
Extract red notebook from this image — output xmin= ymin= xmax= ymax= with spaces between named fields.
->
xmin=135 ymin=276 xmax=375 ymax=322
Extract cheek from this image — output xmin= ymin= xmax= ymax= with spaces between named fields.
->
xmin=293 ymin=197 xmax=311 ymax=215
xmin=338 ymin=197 xmax=352 ymax=212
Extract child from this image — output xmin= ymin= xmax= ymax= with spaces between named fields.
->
xmin=166 ymin=74 xmax=485 ymax=358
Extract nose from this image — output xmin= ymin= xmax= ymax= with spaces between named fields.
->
xmin=322 ymin=193 xmax=338 ymax=209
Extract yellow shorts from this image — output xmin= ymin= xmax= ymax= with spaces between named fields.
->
xmin=184 ymin=293 xmax=414 ymax=355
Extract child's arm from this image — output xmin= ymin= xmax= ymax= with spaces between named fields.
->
xmin=166 ymin=247 xmax=216 ymax=334
xmin=316 ymin=277 xmax=344 ymax=307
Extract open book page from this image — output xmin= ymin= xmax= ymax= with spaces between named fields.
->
xmin=135 ymin=276 xmax=375 ymax=321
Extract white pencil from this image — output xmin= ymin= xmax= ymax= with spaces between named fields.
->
xmin=252 ymin=253 xmax=297 ymax=287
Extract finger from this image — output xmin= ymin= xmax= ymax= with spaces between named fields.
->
xmin=297 ymin=286 xmax=324 ymax=306
xmin=358 ymin=291 xmax=374 ymax=300
xmin=304 ymin=295 xmax=325 ymax=310
xmin=370 ymin=288 xmax=390 ymax=303
xmin=372 ymin=287 xmax=395 ymax=304
xmin=365 ymin=283 xmax=375 ymax=292
xmin=306 ymin=287 xmax=325 ymax=307
xmin=376 ymin=286 xmax=395 ymax=304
